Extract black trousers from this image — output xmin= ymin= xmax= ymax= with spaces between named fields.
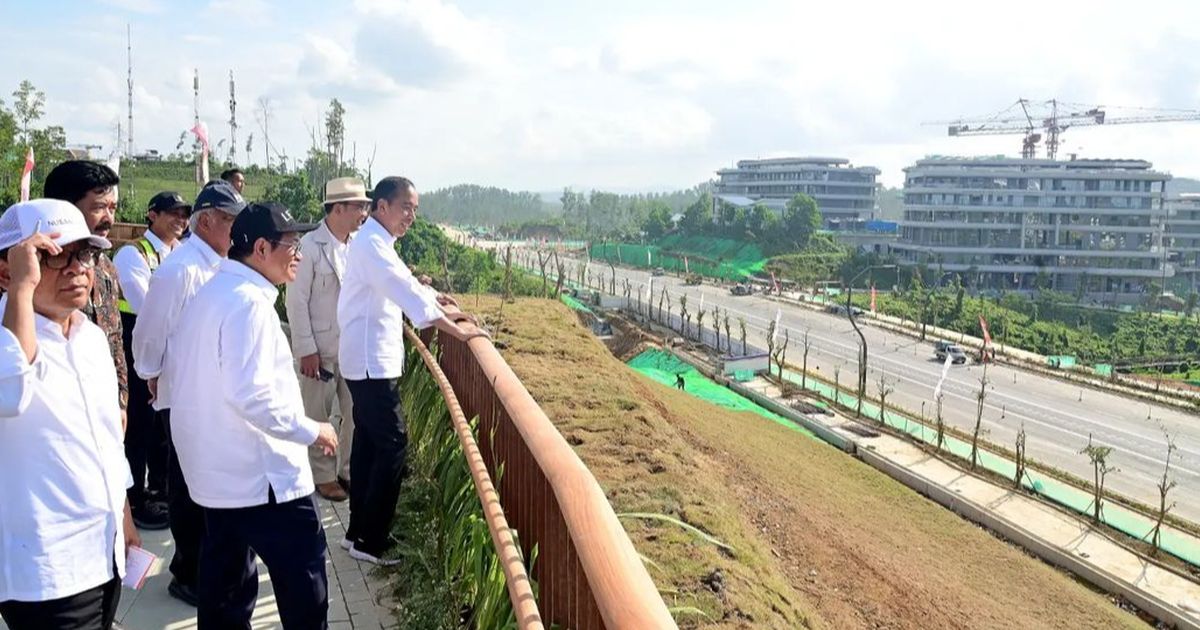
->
xmin=0 ymin=576 xmax=120 ymax=630
xmin=164 ymin=411 xmax=204 ymax=588
xmin=345 ymin=377 xmax=408 ymax=557
xmin=197 ymin=494 xmax=328 ymax=630
xmin=121 ymin=311 xmax=168 ymax=504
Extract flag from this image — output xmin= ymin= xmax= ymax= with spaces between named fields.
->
xmin=190 ymin=121 xmax=210 ymax=184
xmin=772 ymin=308 xmax=782 ymax=342
xmin=933 ymin=353 xmax=953 ymax=399
xmin=19 ymin=147 xmax=34 ymax=202
xmin=870 ymin=285 xmax=877 ymax=313
xmin=770 ymin=270 xmax=780 ymax=294
xmin=979 ymin=314 xmax=992 ymax=348
xmin=646 ymin=250 xmax=652 ymax=267
xmin=698 ymin=293 xmax=705 ymax=312
xmin=647 ymin=276 xmax=653 ymax=302
xmin=684 ymin=256 xmax=690 ymax=273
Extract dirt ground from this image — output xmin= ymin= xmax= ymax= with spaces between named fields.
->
xmin=483 ymin=297 xmax=1146 ymax=629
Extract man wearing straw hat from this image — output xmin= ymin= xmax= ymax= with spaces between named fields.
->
xmin=286 ymin=177 xmax=370 ymax=502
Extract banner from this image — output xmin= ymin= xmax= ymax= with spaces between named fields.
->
xmin=646 ymin=250 xmax=651 ymax=267
xmin=979 ymin=314 xmax=992 ymax=347
xmin=870 ymin=285 xmax=877 ymax=313
xmin=772 ymin=308 xmax=782 ymax=342
xmin=770 ymin=270 xmax=779 ymax=294
xmin=933 ymin=353 xmax=953 ymax=399
xmin=684 ymin=256 xmax=690 ymax=273
xmin=190 ymin=122 xmax=210 ymax=184
xmin=19 ymin=147 xmax=34 ymax=202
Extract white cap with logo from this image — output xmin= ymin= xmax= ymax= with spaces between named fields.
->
xmin=0 ymin=199 xmax=112 ymax=251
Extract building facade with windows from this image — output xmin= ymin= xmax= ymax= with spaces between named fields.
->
xmin=714 ymin=157 xmax=879 ymax=227
xmin=1167 ymin=193 xmax=1200 ymax=293
xmin=895 ymin=156 xmax=1172 ymax=298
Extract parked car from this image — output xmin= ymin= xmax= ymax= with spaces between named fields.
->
xmin=730 ymin=283 xmax=752 ymax=296
xmin=651 ymin=266 xmax=666 ymax=276
xmin=684 ymin=273 xmax=703 ymax=286
xmin=935 ymin=343 xmax=968 ymax=364
xmin=826 ymin=304 xmax=863 ymax=317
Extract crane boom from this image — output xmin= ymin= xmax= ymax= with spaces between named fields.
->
xmin=932 ymin=99 xmax=1200 ymax=159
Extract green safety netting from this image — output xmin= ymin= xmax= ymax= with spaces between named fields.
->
xmin=626 ymin=349 xmax=815 ymax=438
xmin=589 ymin=235 xmax=769 ymax=280
xmin=559 ymin=293 xmax=596 ymax=316
xmin=1094 ymin=364 xmax=1113 ymax=377
xmin=779 ymin=368 xmax=1200 ymax=569
xmin=1046 ymin=355 xmax=1077 ymax=368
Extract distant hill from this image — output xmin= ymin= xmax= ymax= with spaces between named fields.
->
xmin=117 ymin=159 xmax=283 ymax=222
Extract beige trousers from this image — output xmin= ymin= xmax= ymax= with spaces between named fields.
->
xmin=299 ymin=357 xmax=355 ymax=485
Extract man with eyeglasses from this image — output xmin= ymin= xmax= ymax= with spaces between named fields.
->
xmin=114 ymin=192 xmax=190 ymax=532
xmin=131 ymin=179 xmax=245 ymax=608
xmin=336 ymin=176 xmax=485 ymax=566
xmin=286 ymin=177 xmax=370 ymax=503
xmin=0 ymin=199 xmax=139 ymax=630
xmin=42 ymin=160 xmax=129 ymax=433
xmin=167 ymin=202 xmax=337 ymax=629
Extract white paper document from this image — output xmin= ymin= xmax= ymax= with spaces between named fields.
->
xmin=123 ymin=546 xmax=157 ymax=590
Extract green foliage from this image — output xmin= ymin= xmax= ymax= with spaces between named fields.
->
xmin=400 ymin=218 xmax=542 ymax=296
xmin=262 ymin=171 xmax=323 ymax=221
xmin=782 ymin=193 xmax=821 ymax=248
xmin=420 ymin=184 xmax=551 ymax=225
xmin=389 ymin=344 xmax=526 ymax=629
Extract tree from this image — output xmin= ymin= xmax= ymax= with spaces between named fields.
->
xmin=1148 ymin=425 xmax=1179 ymax=555
xmin=680 ymin=192 xmax=713 ymax=233
xmin=678 ymin=295 xmax=690 ymax=336
xmin=801 ymin=328 xmax=813 ymax=390
xmin=1080 ymin=433 xmax=1119 ymax=524
xmin=324 ymin=98 xmax=346 ymax=176
xmin=641 ymin=205 xmax=670 ymax=239
xmin=970 ymin=366 xmax=990 ymax=470
xmin=712 ymin=306 xmax=721 ymax=352
xmin=765 ymin=319 xmax=777 ymax=377
xmin=934 ymin=393 xmax=946 ymax=453
xmin=723 ymin=314 xmax=732 ymax=356
xmin=658 ymin=288 xmax=668 ymax=324
xmin=11 ymin=80 xmax=45 ymax=146
xmin=262 ymin=171 xmax=322 ymax=220
xmin=772 ymin=330 xmax=790 ymax=384
xmin=695 ymin=309 xmax=707 ymax=343
xmin=1013 ymin=413 xmax=1029 ymax=490
xmin=738 ymin=317 xmax=747 ymax=356
xmin=746 ymin=202 xmax=771 ymax=237
xmin=783 ymin=193 xmax=821 ymax=247
xmin=876 ymin=370 xmax=894 ymax=426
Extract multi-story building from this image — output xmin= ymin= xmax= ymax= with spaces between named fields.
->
xmin=895 ymin=156 xmax=1172 ymax=299
xmin=714 ymin=157 xmax=880 ymax=227
xmin=1167 ymin=193 xmax=1200 ymax=293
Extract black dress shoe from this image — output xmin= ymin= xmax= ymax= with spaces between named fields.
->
xmin=131 ymin=501 xmax=169 ymax=531
xmin=168 ymin=579 xmax=199 ymax=607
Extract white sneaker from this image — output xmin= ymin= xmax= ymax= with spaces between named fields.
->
xmin=340 ymin=538 xmax=355 ymax=551
xmin=349 ymin=547 xmax=402 ymax=567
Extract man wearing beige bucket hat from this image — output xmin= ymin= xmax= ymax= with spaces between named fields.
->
xmin=285 ymin=177 xmax=370 ymax=502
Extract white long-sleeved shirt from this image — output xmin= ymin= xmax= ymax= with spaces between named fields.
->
xmin=113 ymin=230 xmax=174 ymax=314
xmin=0 ymin=301 xmax=131 ymax=602
xmin=166 ymin=260 xmax=320 ymax=509
xmin=130 ymin=235 xmax=221 ymax=410
xmin=337 ymin=216 xmax=444 ymax=380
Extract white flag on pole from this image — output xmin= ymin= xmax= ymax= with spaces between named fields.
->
xmin=646 ymin=249 xmax=652 ymax=267
xmin=106 ymin=154 xmax=121 ymax=204
xmin=933 ymin=353 xmax=953 ymax=400
xmin=647 ymin=275 xmax=653 ymax=299
xmin=698 ymin=293 xmax=705 ymax=312
xmin=772 ymin=308 xmax=782 ymax=342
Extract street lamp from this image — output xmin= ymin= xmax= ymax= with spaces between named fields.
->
xmin=845 ymin=264 xmax=896 ymax=418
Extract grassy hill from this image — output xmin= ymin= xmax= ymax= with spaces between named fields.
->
xmin=116 ymin=159 xmax=283 ymax=222
xmin=484 ymin=296 xmax=1144 ymax=629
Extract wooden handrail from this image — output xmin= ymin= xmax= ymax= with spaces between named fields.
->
xmin=404 ymin=325 xmax=543 ymax=629
xmin=433 ymin=308 xmax=676 ymax=629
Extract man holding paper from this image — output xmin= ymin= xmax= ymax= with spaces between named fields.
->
xmin=0 ymin=199 xmax=139 ymax=630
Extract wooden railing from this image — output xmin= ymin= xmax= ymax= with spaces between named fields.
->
xmin=428 ymin=314 xmax=676 ymax=629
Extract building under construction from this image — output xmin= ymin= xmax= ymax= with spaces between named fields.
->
xmin=895 ymin=156 xmax=1173 ymax=300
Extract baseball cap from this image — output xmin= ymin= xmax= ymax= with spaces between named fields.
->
xmin=0 ymin=199 xmax=113 ymax=251
xmin=231 ymin=202 xmax=317 ymax=249
xmin=193 ymin=179 xmax=246 ymax=215
xmin=148 ymin=191 xmax=192 ymax=214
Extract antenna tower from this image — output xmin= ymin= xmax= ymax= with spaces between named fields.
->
xmin=126 ymin=24 xmax=134 ymax=157
xmin=228 ymin=71 xmax=238 ymax=164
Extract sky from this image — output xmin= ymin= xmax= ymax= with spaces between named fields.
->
xmin=4 ymin=0 xmax=1200 ymax=192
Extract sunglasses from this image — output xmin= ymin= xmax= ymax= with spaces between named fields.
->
xmin=40 ymin=247 xmax=102 ymax=270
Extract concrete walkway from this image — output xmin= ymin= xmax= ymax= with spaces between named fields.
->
xmin=2 ymin=498 xmax=400 ymax=630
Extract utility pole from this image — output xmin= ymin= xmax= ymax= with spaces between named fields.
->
xmin=228 ymin=71 xmax=238 ymax=165
xmin=126 ymin=24 xmax=134 ymax=157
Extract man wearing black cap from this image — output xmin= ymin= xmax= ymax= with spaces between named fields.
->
xmin=131 ymin=179 xmax=245 ymax=607
xmin=114 ymin=191 xmax=190 ymax=531
xmin=167 ymin=202 xmax=336 ymax=629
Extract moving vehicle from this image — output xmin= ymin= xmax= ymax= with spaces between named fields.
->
xmin=935 ymin=343 xmax=968 ymax=364
xmin=651 ymin=266 xmax=666 ymax=276
xmin=730 ymin=283 xmax=752 ymax=296
xmin=826 ymin=304 xmax=863 ymax=317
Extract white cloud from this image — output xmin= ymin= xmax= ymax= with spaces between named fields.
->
xmin=207 ymin=0 xmax=270 ymax=21
xmin=98 ymin=0 xmax=165 ymax=14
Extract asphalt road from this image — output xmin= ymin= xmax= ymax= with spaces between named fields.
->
xmin=499 ymin=246 xmax=1200 ymax=525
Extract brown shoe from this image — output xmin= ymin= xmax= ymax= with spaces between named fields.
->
xmin=317 ymin=481 xmax=348 ymax=502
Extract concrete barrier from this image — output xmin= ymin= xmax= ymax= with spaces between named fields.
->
xmin=726 ymin=381 xmax=856 ymax=452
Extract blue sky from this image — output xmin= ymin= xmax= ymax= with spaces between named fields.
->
xmin=4 ymin=0 xmax=1200 ymax=191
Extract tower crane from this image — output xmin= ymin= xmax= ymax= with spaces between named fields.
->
xmin=929 ymin=98 xmax=1200 ymax=160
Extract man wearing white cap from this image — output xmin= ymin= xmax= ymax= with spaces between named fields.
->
xmin=0 ymin=199 xmax=139 ymax=630
xmin=286 ymin=177 xmax=369 ymax=502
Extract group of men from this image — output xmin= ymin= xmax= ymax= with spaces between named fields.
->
xmin=0 ymin=162 xmax=486 ymax=630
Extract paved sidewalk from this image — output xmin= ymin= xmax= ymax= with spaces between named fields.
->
xmin=2 ymin=498 xmax=400 ymax=630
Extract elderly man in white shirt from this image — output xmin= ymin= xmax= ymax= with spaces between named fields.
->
xmin=130 ymin=179 xmax=244 ymax=607
xmin=337 ymin=176 xmax=485 ymax=565
xmin=0 ymin=199 xmax=139 ymax=630
xmin=114 ymin=191 xmax=189 ymax=532
xmin=286 ymin=177 xmax=369 ymax=502
xmin=167 ymin=202 xmax=337 ymax=629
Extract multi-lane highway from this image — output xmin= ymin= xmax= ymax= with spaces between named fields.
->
xmin=499 ymin=246 xmax=1200 ymax=524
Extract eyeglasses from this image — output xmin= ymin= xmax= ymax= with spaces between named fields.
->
xmin=271 ymin=239 xmax=301 ymax=256
xmin=41 ymin=247 xmax=102 ymax=270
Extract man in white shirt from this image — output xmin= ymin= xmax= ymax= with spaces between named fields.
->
xmin=130 ymin=179 xmax=244 ymax=607
xmin=115 ymin=191 xmax=189 ymax=532
xmin=0 ymin=199 xmax=139 ymax=630
xmin=286 ymin=177 xmax=369 ymax=502
xmin=168 ymin=202 xmax=337 ymax=629
xmin=337 ymin=176 xmax=485 ymax=565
